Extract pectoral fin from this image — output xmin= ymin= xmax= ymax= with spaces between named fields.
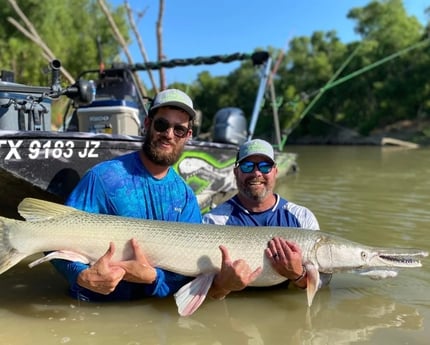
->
xmin=304 ymin=262 xmax=320 ymax=307
xmin=174 ymin=273 xmax=216 ymax=316
xmin=28 ymin=250 xmax=91 ymax=268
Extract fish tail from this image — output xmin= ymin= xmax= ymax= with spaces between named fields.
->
xmin=0 ymin=217 xmax=27 ymax=275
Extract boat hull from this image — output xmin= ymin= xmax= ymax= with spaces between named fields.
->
xmin=0 ymin=130 xmax=297 ymax=218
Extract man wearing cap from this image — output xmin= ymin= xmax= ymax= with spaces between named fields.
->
xmin=49 ymin=89 xmax=226 ymax=301
xmin=204 ymin=139 xmax=331 ymax=297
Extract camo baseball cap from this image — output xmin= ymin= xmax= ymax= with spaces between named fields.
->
xmin=149 ymin=88 xmax=196 ymax=120
xmin=236 ymin=139 xmax=275 ymax=163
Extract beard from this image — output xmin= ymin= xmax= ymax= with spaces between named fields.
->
xmin=239 ymin=178 xmax=272 ymax=202
xmin=142 ymin=129 xmax=185 ymax=166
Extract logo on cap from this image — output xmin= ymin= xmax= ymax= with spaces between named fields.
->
xmin=149 ymin=89 xmax=196 ymax=120
xmin=237 ymin=139 xmax=275 ymax=163
xmin=156 ymin=89 xmax=192 ymax=106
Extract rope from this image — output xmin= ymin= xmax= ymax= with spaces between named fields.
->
xmin=281 ymin=38 xmax=430 ymax=146
xmin=130 ymin=52 xmax=268 ymax=71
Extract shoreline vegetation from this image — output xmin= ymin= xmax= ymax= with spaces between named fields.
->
xmin=286 ymin=118 xmax=429 ymax=148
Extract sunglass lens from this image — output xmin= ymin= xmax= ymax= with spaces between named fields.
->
xmin=153 ymin=118 xmax=189 ymax=138
xmin=258 ymin=163 xmax=273 ymax=174
xmin=173 ymin=126 xmax=187 ymax=138
xmin=153 ymin=118 xmax=169 ymax=132
xmin=239 ymin=162 xmax=255 ymax=173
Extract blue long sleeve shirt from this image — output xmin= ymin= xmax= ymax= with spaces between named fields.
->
xmin=51 ymin=151 xmax=202 ymax=301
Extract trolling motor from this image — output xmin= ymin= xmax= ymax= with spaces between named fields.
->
xmin=0 ymin=59 xmax=95 ymax=103
xmin=49 ymin=59 xmax=95 ymax=105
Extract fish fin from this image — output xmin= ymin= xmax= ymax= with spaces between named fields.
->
xmin=18 ymin=198 xmax=78 ymax=221
xmin=0 ymin=217 xmax=29 ymax=274
xmin=304 ymin=263 xmax=320 ymax=307
xmin=174 ymin=273 xmax=216 ymax=316
xmin=28 ymin=250 xmax=91 ymax=268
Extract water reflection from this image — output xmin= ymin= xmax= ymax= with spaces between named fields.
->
xmin=155 ymin=287 xmax=424 ymax=345
xmin=0 ymin=261 xmax=425 ymax=345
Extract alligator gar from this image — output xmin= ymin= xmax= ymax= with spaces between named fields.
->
xmin=0 ymin=198 xmax=427 ymax=316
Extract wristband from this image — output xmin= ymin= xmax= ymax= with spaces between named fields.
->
xmin=294 ymin=265 xmax=307 ymax=282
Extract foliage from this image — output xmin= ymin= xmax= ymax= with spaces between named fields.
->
xmin=1 ymin=0 xmax=430 ymax=140
xmin=272 ymin=0 xmax=430 ymax=138
xmin=0 ymin=0 xmax=129 ymax=85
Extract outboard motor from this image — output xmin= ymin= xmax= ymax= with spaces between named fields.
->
xmin=212 ymin=107 xmax=247 ymax=145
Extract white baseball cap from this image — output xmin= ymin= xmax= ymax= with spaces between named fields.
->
xmin=236 ymin=139 xmax=275 ymax=163
xmin=149 ymin=88 xmax=196 ymax=120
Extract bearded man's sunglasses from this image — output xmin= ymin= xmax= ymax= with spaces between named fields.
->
xmin=152 ymin=117 xmax=190 ymax=138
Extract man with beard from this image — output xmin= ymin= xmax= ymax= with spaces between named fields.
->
xmin=203 ymin=139 xmax=329 ymax=292
xmin=51 ymin=89 xmax=259 ymax=302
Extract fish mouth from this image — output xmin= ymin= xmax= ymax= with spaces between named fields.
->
xmin=372 ymin=249 xmax=428 ymax=268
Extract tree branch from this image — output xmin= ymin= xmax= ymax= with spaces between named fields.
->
xmin=125 ymin=0 xmax=158 ymax=93
xmin=7 ymin=0 xmax=75 ymax=83
xmin=156 ymin=0 xmax=166 ymax=89
xmin=98 ymin=0 xmax=147 ymax=95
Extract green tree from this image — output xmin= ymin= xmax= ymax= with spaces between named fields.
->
xmin=345 ymin=0 xmax=425 ymax=134
xmin=280 ymin=0 xmax=429 ymax=139
xmin=275 ymin=31 xmax=348 ymax=137
xmin=0 ymin=0 xmax=128 ymax=85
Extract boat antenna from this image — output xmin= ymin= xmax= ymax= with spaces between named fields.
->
xmin=247 ymin=52 xmax=272 ymax=141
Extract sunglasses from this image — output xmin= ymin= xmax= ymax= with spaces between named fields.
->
xmin=238 ymin=161 xmax=274 ymax=174
xmin=152 ymin=117 xmax=190 ymax=138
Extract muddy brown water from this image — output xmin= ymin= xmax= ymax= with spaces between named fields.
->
xmin=0 ymin=145 xmax=428 ymax=344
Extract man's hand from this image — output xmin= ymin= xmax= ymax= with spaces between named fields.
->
xmin=77 ymin=242 xmax=126 ymax=294
xmin=113 ymin=238 xmax=157 ymax=284
xmin=209 ymin=245 xmax=262 ymax=299
xmin=265 ymin=237 xmax=307 ymax=288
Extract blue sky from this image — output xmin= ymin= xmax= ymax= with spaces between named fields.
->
xmin=111 ymin=0 xmax=428 ymax=85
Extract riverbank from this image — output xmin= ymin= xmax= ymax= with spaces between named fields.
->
xmin=286 ymin=118 xmax=430 ymax=147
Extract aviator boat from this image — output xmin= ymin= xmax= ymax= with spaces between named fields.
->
xmin=0 ymin=51 xmax=297 ymax=219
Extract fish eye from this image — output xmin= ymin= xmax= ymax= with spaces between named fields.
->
xmin=361 ymin=251 xmax=367 ymax=260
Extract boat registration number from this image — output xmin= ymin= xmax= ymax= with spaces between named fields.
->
xmin=0 ymin=140 xmax=100 ymax=160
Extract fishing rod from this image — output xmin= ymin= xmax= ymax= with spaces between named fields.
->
xmin=280 ymin=38 xmax=430 ymax=147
